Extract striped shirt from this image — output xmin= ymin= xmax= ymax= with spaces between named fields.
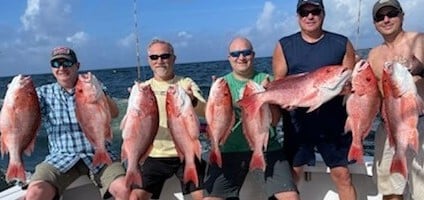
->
xmin=36 ymin=82 xmax=118 ymax=173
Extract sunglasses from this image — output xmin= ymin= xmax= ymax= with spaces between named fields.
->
xmin=374 ymin=9 xmax=401 ymax=22
xmin=229 ymin=49 xmax=254 ymax=58
xmin=149 ymin=53 xmax=172 ymax=60
xmin=50 ymin=60 xmax=74 ymax=68
xmin=298 ymin=8 xmax=322 ymax=17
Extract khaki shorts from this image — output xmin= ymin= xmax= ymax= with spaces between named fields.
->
xmin=373 ymin=117 xmax=424 ymax=199
xmin=30 ymin=160 xmax=125 ymax=198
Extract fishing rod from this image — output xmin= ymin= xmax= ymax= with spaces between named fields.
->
xmin=133 ymin=0 xmax=142 ymax=81
xmin=355 ymin=0 xmax=362 ymax=50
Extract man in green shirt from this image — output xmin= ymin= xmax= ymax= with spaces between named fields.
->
xmin=203 ymin=37 xmax=299 ymax=200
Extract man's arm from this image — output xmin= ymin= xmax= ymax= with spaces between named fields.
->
xmin=343 ymin=40 xmax=356 ymax=70
xmin=272 ymin=42 xmax=288 ymax=80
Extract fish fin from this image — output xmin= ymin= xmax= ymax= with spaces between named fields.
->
xmin=416 ymin=94 xmax=424 ymax=115
xmin=106 ymin=127 xmax=113 ymax=141
xmin=390 ymin=154 xmax=408 ymax=179
xmin=23 ymin=135 xmax=37 ymax=156
xmin=1 ymin=138 xmax=8 ymax=157
xmin=120 ymin=147 xmax=127 ymax=161
xmin=348 ymin=143 xmax=364 ymax=164
xmin=125 ymin=170 xmax=142 ymax=188
xmin=93 ymin=149 xmax=113 ymax=166
xmin=344 ymin=118 xmax=352 ymax=133
xmin=249 ymin=151 xmax=266 ymax=172
xmin=184 ymin=161 xmax=199 ymax=187
xmin=120 ymin=115 xmax=128 ymax=130
xmin=409 ymin=129 xmax=419 ymax=154
xmin=209 ymin=145 xmax=222 ymax=168
xmin=194 ymin=141 xmax=202 ymax=160
xmin=6 ymin=161 xmax=26 ymax=183
xmin=306 ymin=103 xmax=322 ymax=113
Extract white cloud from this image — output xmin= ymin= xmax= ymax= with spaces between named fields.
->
xmin=20 ymin=0 xmax=41 ymax=31
xmin=256 ymin=2 xmax=275 ymax=34
xmin=175 ymin=31 xmax=193 ymax=48
xmin=66 ymin=32 xmax=89 ymax=46
xmin=118 ymin=33 xmax=136 ymax=48
xmin=177 ymin=31 xmax=193 ymax=39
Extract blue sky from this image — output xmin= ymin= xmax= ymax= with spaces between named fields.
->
xmin=0 ymin=0 xmax=423 ymax=77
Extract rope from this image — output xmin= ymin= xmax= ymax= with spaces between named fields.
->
xmin=355 ymin=0 xmax=362 ymax=50
xmin=133 ymin=0 xmax=142 ymax=81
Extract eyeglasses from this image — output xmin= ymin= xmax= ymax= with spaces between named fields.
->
xmin=50 ymin=60 xmax=74 ymax=68
xmin=229 ymin=49 xmax=254 ymax=58
xmin=298 ymin=8 xmax=322 ymax=17
xmin=374 ymin=9 xmax=401 ymax=22
xmin=149 ymin=53 xmax=172 ymax=60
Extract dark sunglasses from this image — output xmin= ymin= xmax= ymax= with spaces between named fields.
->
xmin=229 ymin=49 xmax=254 ymax=58
xmin=50 ymin=60 xmax=74 ymax=68
xmin=298 ymin=8 xmax=322 ymax=17
xmin=149 ymin=53 xmax=172 ymax=60
xmin=374 ymin=9 xmax=401 ymax=22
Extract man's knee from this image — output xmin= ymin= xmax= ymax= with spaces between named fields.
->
xmin=25 ymin=181 xmax=57 ymax=200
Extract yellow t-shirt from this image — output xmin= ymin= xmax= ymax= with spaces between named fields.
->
xmin=145 ymin=75 xmax=206 ymax=157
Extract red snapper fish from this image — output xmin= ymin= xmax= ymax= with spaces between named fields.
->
xmin=75 ymin=72 xmax=112 ymax=166
xmin=0 ymin=75 xmax=41 ymax=182
xmin=240 ymin=80 xmax=271 ymax=171
xmin=166 ymin=84 xmax=202 ymax=187
xmin=205 ymin=77 xmax=235 ymax=167
xmin=381 ymin=61 xmax=423 ymax=178
xmin=120 ymin=82 xmax=159 ymax=187
xmin=238 ymin=65 xmax=352 ymax=116
xmin=345 ymin=60 xmax=381 ymax=163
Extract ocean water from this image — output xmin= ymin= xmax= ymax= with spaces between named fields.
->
xmin=0 ymin=53 xmax=375 ymax=174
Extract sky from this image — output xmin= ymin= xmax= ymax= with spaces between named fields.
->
xmin=0 ymin=0 xmax=423 ymax=77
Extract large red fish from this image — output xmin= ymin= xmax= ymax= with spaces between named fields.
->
xmin=0 ymin=75 xmax=41 ymax=182
xmin=381 ymin=61 xmax=423 ymax=178
xmin=238 ymin=65 xmax=352 ymax=116
xmin=240 ymin=80 xmax=271 ymax=171
xmin=345 ymin=60 xmax=381 ymax=163
xmin=166 ymin=84 xmax=202 ymax=187
xmin=120 ymin=82 xmax=159 ymax=187
xmin=205 ymin=77 xmax=235 ymax=168
xmin=75 ymin=72 xmax=112 ymax=166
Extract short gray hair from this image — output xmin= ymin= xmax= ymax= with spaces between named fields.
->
xmin=147 ymin=39 xmax=174 ymax=54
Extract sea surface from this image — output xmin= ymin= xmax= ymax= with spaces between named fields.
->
xmin=0 ymin=50 xmax=375 ymax=174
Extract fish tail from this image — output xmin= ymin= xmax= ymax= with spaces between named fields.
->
xmin=6 ymin=161 xmax=26 ymax=183
xmin=209 ymin=146 xmax=222 ymax=168
xmin=184 ymin=162 xmax=199 ymax=187
xmin=93 ymin=149 xmax=113 ymax=166
xmin=237 ymin=94 xmax=262 ymax=117
xmin=390 ymin=154 xmax=408 ymax=178
xmin=348 ymin=144 xmax=364 ymax=163
xmin=125 ymin=170 xmax=142 ymax=188
xmin=249 ymin=151 xmax=266 ymax=172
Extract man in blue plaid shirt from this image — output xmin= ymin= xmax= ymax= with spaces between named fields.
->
xmin=24 ymin=46 xmax=130 ymax=200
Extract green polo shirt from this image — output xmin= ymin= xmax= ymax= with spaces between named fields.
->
xmin=220 ymin=71 xmax=282 ymax=153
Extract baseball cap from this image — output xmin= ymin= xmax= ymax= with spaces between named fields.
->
xmin=50 ymin=46 xmax=78 ymax=63
xmin=372 ymin=0 xmax=403 ymax=20
xmin=297 ymin=0 xmax=324 ymax=11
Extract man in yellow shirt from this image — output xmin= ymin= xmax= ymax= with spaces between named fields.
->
xmin=129 ymin=39 xmax=206 ymax=200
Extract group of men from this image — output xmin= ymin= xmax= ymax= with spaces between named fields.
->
xmin=20 ymin=0 xmax=424 ymax=199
